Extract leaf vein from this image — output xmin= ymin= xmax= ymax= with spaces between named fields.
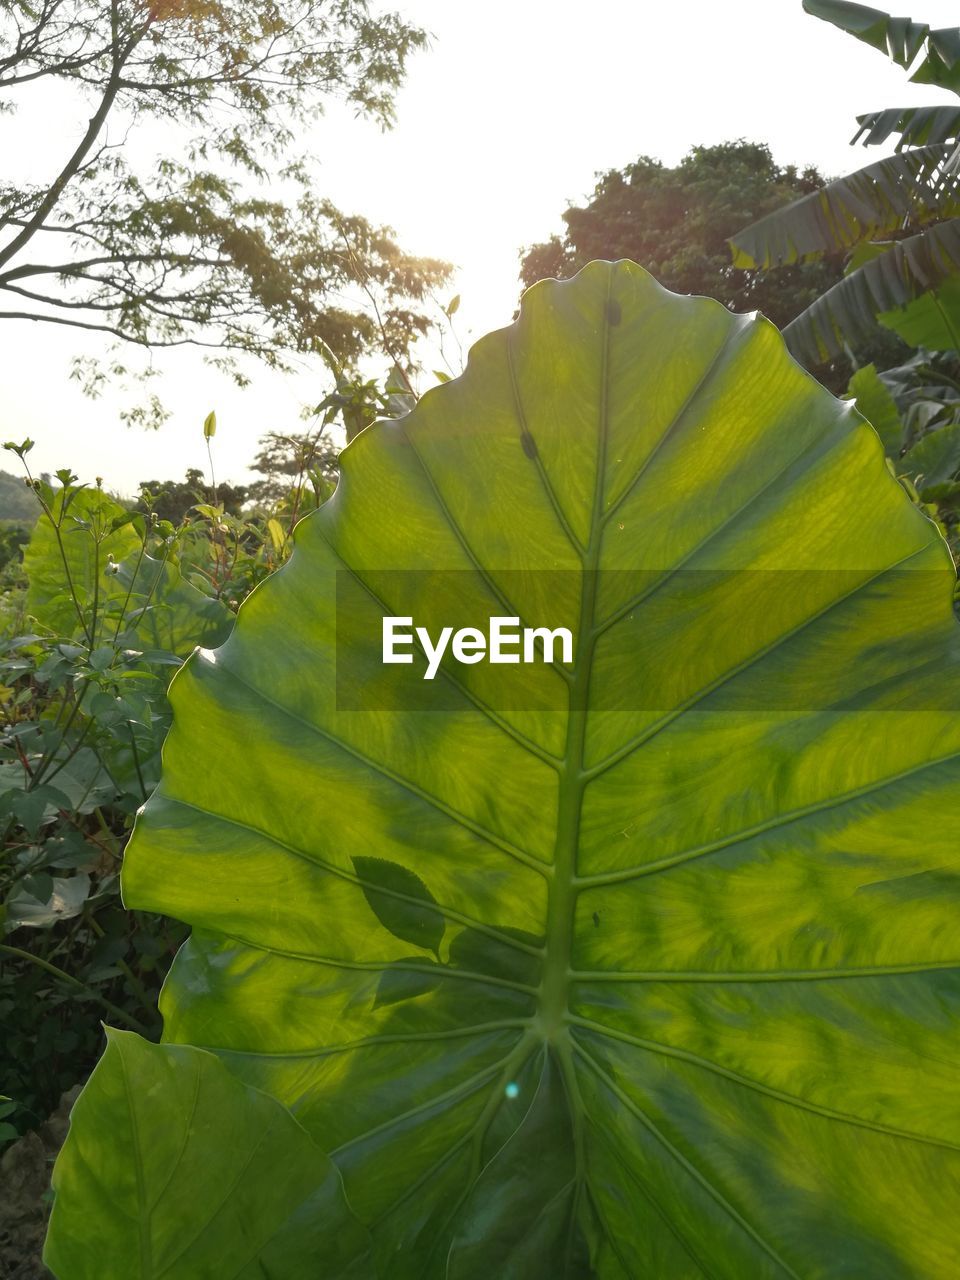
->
xmin=210 ymin=657 xmax=552 ymax=876
xmin=571 ymin=1017 xmax=960 ymax=1152
xmin=574 ymin=1043 xmax=804 ymax=1280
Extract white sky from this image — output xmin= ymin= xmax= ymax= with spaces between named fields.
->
xmin=3 ymin=0 xmax=960 ymax=496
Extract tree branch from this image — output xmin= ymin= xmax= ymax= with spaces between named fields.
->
xmin=0 ymin=10 xmax=148 ymax=270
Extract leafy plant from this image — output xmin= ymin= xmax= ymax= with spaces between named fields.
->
xmin=730 ymin=1 xmax=960 ymax=365
xmin=0 ymin=452 xmax=236 ymax=1143
xmin=47 ymin=262 xmax=960 ymax=1276
xmin=844 ymin=352 xmax=960 ymax=556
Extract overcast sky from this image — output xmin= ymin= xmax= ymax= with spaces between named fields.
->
xmin=3 ymin=0 xmax=960 ymax=496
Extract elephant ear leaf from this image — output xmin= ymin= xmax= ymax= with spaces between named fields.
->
xmin=44 ymin=1030 xmax=371 ymax=1279
xmin=51 ymin=261 xmax=960 ymax=1278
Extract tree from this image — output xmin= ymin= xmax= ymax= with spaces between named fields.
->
xmin=136 ymin=468 xmax=248 ymax=523
xmin=521 ymin=141 xmax=856 ymax=333
xmin=0 ymin=1 xmax=449 ymax=404
xmin=246 ymin=430 xmax=339 ymax=508
xmin=729 ymin=2 xmax=960 ymax=367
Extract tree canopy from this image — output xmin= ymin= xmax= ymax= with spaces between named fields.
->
xmin=521 ymin=142 xmax=842 ymax=326
xmin=0 ymin=0 xmax=449 ymax=389
xmin=520 ymin=141 xmax=907 ymax=386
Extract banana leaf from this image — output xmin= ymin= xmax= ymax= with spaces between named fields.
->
xmin=853 ymin=104 xmax=960 ymax=149
xmin=783 ymin=217 xmax=960 ymax=363
xmin=804 ymin=1 xmax=960 ymax=90
xmin=729 ymin=144 xmax=960 ymax=269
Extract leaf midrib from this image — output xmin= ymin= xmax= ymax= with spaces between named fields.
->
xmin=539 ymin=269 xmax=615 ymax=1045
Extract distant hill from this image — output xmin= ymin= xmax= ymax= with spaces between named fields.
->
xmin=0 ymin=469 xmax=39 ymax=524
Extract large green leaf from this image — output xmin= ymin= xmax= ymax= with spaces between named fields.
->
xmin=44 ymin=1030 xmax=372 ymax=1278
xmin=53 ymin=262 xmax=960 ymax=1276
xmin=728 ymin=144 xmax=960 ymax=269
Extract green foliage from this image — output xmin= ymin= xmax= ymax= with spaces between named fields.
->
xmin=846 ymin=350 xmax=960 ymax=555
xmin=519 ymin=140 xmax=898 ymax=390
xmin=521 ymin=146 xmax=831 ymax=314
xmin=136 ymin=469 xmax=248 ymax=525
xmin=0 ymin=523 xmax=28 ymax=577
xmin=0 ymin=404 xmax=362 ymax=1152
xmin=0 ymin=455 xmax=233 ymax=1143
xmin=48 ymin=264 xmax=960 ymax=1276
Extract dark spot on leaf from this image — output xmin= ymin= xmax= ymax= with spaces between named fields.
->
xmin=520 ymin=431 xmax=538 ymax=460
xmin=592 ymin=911 xmax=601 ymax=928
xmin=606 ymin=300 xmax=622 ymax=326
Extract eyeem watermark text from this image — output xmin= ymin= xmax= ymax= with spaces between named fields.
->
xmin=383 ymin=615 xmax=573 ymax=680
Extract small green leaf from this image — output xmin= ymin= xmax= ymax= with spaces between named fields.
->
xmin=352 ymin=856 xmax=445 ymax=957
xmin=88 ymin=646 xmax=116 ymax=672
xmin=11 ymin=785 xmax=72 ymax=837
xmin=203 ymin=409 xmax=217 ymax=439
xmin=2 ymin=438 xmax=33 ymax=456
